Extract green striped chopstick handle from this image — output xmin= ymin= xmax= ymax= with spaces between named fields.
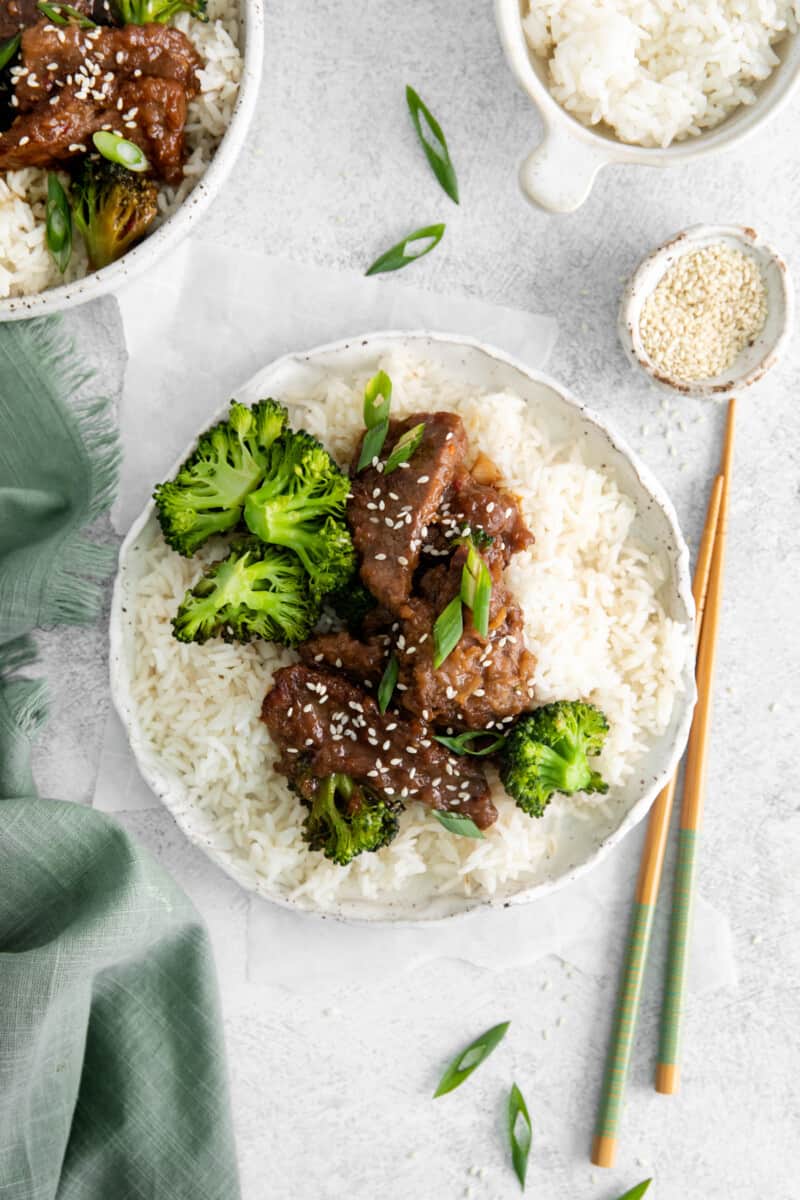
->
xmin=657 ymin=828 xmax=698 ymax=1092
xmin=592 ymin=900 xmax=655 ymax=1164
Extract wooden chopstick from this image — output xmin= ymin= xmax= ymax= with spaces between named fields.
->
xmin=591 ymin=463 xmax=726 ymax=1169
xmin=656 ymin=396 xmax=735 ymax=1094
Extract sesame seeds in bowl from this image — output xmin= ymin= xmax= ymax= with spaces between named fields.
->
xmin=619 ymin=225 xmax=793 ymax=399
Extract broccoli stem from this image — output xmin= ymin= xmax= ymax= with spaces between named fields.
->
xmin=534 ymin=744 xmax=597 ymax=795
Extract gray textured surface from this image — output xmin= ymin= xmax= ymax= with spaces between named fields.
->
xmin=29 ymin=1 xmax=800 ymax=1197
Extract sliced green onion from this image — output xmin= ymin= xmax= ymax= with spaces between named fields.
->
xmin=507 ymin=1083 xmax=532 ymax=1190
xmin=433 ymin=1021 xmax=510 ymax=1097
xmin=406 ymin=85 xmax=459 ymax=204
xmin=45 ymin=173 xmax=72 ymax=273
xmin=357 ymin=370 xmax=392 ymax=471
xmin=363 ymin=369 xmax=392 ymax=427
xmin=92 ymin=130 xmax=149 ymax=173
xmin=432 ymin=810 xmax=484 ymax=839
xmin=377 ymin=654 xmax=398 ymax=715
xmin=357 ymin=420 xmax=389 ymax=473
xmin=460 ymin=543 xmax=492 ymax=638
xmin=0 ymin=33 xmax=21 ymax=71
xmin=384 ymin=421 xmax=425 ymax=475
xmin=432 ymin=593 xmax=463 ymax=668
xmin=365 ymin=223 xmax=445 ymax=276
xmin=615 ymin=1182 xmax=652 ymax=1200
xmin=37 ymin=1 xmax=96 ymax=25
xmin=434 ymin=730 xmax=506 ymax=757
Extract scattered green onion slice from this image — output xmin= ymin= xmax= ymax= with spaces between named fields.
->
xmin=432 ymin=810 xmax=484 ymax=839
xmin=615 ymin=1182 xmax=652 ymax=1200
xmin=384 ymin=421 xmax=425 ymax=475
xmin=508 ymin=1083 xmax=532 ymax=1190
xmin=365 ymin=223 xmax=445 ymax=276
xmin=434 ymin=729 xmax=506 ymax=757
xmin=37 ymin=1 xmax=96 ymax=25
xmin=432 ymin=593 xmax=463 ymax=668
xmin=357 ymin=370 xmax=392 ymax=471
xmin=0 ymin=32 xmax=21 ymax=71
xmin=92 ymin=130 xmax=149 ymax=173
xmin=406 ymin=85 xmax=459 ymax=204
xmin=45 ymin=173 xmax=72 ymax=273
xmin=460 ymin=542 xmax=492 ymax=638
xmin=433 ymin=1021 xmax=510 ymax=1097
xmin=377 ymin=654 xmax=399 ymax=714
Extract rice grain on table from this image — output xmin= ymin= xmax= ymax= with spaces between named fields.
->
xmin=129 ymin=351 xmax=690 ymax=912
xmin=523 ymin=0 xmax=800 ymax=148
xmin=0 ymin=0 xmax=242 ymax=299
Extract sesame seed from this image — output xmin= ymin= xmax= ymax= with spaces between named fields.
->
xmin=639 ymin=243 xmax=768 ymax=382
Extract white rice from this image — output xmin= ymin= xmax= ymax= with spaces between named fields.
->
xmin=524 ymin=0 xmax=799 ymax=147
xmin=128 ymin=351 xmax=691 ymax=913
xmin=0 ymin=0 xmax=242 ymax=299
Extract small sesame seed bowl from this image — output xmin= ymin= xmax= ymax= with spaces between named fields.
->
xmin=619 ymin=224 xmax=793 ymax=400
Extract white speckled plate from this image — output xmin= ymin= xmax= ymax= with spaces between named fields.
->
xmin=0 ymin=0 xmax=264 ymax=321
xmin=109 ymin=332 xmax=696 ymax=923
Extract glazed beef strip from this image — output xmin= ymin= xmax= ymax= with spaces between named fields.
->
xmin=0 ymin=22 xmax=201 ymax=180
xmin=424 ymin=465 xmax=534 ymax=569
xmin=395 ymin=545 xmax=538 ymax=731
xmin=298 ymin=629 xmax=390 ymax=689
xmin=0 ymin=0 xmax=110 ymax=39
xmin=261 ymin=664 xmax=498 ymax=830
xmin=348 ymin=411 xmax=466 ymax=615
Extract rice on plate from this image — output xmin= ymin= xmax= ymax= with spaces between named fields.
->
xmin=0 ymin=0 xmax=242 ymax=299
xmin=523 ymin=0 xmax=800 ymax=147
xmin=115 ymin=337 xmax=694 ymax=920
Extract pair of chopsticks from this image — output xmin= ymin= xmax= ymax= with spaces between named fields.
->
xmin=591 ymin=397 xmax=735 ymax=1169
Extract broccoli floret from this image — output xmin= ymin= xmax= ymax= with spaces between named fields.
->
xmin=330 ymin=579 xmax=376 ymax=633
xmin=500 ymin=700 xmax=609 ymax=818
xmin=71 ymin=157 xmax=158 ymax=270
xmin=172 ymin=538 xmax=319 ymax=645
xmin=301 ymin=773 xmax=399 ymax=865
xmin=243 ymin=430 xmax=356 ymax=601
xmin=153 ymin=399 xmax=288 ymax=557
xmin=114 ymin=0 xmax=207 ymax=22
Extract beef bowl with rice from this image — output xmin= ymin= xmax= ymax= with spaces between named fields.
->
xmin=110 ymin=334 xmax=696 ymax=922
xmin=0 ymin=0 xmax=262 ymax=315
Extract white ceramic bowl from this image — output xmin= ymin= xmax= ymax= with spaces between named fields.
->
xmin=619 ymin=224 xmax=793 ymax=399
xmin=0 ymin=0 xmax=264 ymax=321
xmin=495 ymin=0 xmax=800 ymax=213
xmin=109 ymin=331 xmax=696 ymax=923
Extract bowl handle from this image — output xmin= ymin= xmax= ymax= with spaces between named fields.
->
xmin=519 ymin=128 xmax=606 ymax=213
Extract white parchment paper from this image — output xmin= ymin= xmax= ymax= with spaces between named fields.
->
xmin=95 ymin=238 xmax=735 ymax=997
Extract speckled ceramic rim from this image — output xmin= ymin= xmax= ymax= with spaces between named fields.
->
xmin=494 ymin=0 xmax=800 ymax=212
xmin=0 ymin=0 xmax=264 ymax=321
xmin=109 ymin=331 xmax=697 ymax=926
xmin=619 ymin=224 xmax=794 ymax=399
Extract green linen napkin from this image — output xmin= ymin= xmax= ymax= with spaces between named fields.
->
xmin=0 ymin=318 xmax=240 ymax=1200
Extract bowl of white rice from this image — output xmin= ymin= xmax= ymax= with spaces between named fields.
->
xmin=110 ymin=331 xmax=696 ymax=922
xmin=496 ymin=0 xmax=800 ymax=212
xmin=0 ymin=0 xmax=263 ymax=318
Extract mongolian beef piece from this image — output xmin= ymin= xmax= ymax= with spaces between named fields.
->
xmin=299 ymin=628 xmax=390 ymax=689
xmin=348 ymin=411 xmax=466 ymax=614
xmin=261 ymin=664 xmax=498 ymax=830
xmin=0 ymin=0 xmax=108 ymax=39
xmin=395 ymin=544 xmax=538 ymax=730
xmin=423 ymin=465 xmax=534 ymax=569
xmin=0 ymin=21 xmax=201 ymax=181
